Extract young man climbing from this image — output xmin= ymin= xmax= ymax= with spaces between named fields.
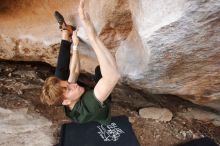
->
xmin=41 ymin=0 xmax=120 ymax=125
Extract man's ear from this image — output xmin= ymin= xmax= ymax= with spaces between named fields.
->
xmin=62 ymin=99 xmax=71 ymax=105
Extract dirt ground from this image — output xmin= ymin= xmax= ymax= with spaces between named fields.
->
xmin=0 ymin=61 xmax=219 ymax=146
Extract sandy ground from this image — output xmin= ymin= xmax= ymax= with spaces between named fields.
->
xmin=0 ymin=61 xmax=219 ymax=146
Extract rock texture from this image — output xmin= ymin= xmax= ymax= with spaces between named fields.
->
xmin=0 ymin=0 xmax=220 ymax=109
xmin=0 ymin=107 xmax=54 ymax=146
xmin=1 ymin=61 xmax=220 ymax=146
xmin=120 ymin=0 xmax=220 ymax=109
xmin=178 ymin=108 xmax=220 ymax=126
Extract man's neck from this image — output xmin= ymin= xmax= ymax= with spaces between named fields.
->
xmin=68 ymin=98 xmax=80 ymax=110
xmin=67 ymin=88 xmax=85 ymax=110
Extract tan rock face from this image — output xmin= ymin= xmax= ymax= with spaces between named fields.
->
xmin=98 ymin=0 xmax=133 ymax=49
xmin=178 ymin=108 xmax=220 ymax=126
xmin=0 ymin=0 xmax=220 ymax=109
xmin=116 ymin=0 xmax=220 ymax=109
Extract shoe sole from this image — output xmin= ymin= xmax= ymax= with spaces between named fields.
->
xmin=54 ymin=11 xmax=77 ymax=31
xmin=54 ymin=11 xmax=66 ymax=29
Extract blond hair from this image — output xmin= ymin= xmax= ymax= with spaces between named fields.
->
xmin=41 ymin=76 xmax=63 ymax=105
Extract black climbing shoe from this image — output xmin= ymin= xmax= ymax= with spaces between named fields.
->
xmin=54 ymin=11 xmax=67 ymax=30
xmin=54 ymin=11 xmax=76 ymax=31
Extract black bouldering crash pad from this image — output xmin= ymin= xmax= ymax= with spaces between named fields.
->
xmin=57 ymin=116 xmax=140 ymax=146
xmin=178 ymin=137 xmax=218 ymax=146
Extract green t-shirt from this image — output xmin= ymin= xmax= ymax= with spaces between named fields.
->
xmin=64 ymin=89 xmax=111 ymax=125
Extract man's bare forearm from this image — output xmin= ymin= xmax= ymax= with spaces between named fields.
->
xmin=68 ymin=30 xmax=80 ymax=83
xmin=68 ymin=50 xmax=80 ymax=83
xmin=89 ymin=35 xmax=119 ymax=81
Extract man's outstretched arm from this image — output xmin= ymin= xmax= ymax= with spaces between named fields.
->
xmin=68 ymin=30 xmax=80 ymax=83
xmin=78 ymin=0 xmax=120 ymax=103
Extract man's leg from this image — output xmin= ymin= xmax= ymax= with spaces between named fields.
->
xmin=54 ymin=11 xmax=76 ymax=81
xmin=55 ymin=29 xmax=72 ymax=80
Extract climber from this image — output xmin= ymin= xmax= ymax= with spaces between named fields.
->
xmin=40 ymin=0 xmax=120 ymax=125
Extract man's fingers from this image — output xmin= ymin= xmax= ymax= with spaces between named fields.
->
xmin=79 ymin=0 xmax=85 ymax=9
xmin=75 ymin=28 xmax=79 ymax=35
xmin=78 ymin=0 xmax=84 ymax=15
xmin=73 ymin=31 xmax=78 ymax=39
xmin=73 ymin=31 xmax=76 ymax=36
xmin=78 ymin=0 xmax=86 ymax=20
xmin=74 ymin=30 xmax=78 ymax=37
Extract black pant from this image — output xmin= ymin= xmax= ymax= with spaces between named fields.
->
xmin=55 ymin=40 xmax=71 ymax=80
xmin=55 ymin=40 xmax=102 ymax=82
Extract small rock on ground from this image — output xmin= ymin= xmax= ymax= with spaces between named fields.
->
xmin=139 ymin=107 xmax=173 ymax=122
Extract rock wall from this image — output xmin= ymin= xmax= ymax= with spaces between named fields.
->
xmin=122 ymin=0 xmax=220 ymax=109
xmin=0 ymin=0 xmax=220 ymax=109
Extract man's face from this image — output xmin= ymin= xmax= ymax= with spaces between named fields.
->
xmin=59 ymin=81 xmax=85 ymax=103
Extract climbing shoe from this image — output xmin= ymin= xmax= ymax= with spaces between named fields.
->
xmin=54 ymin=11 xmax=66 ymax=30
xmin=54 ymin=11 xmax=76 ymax=31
